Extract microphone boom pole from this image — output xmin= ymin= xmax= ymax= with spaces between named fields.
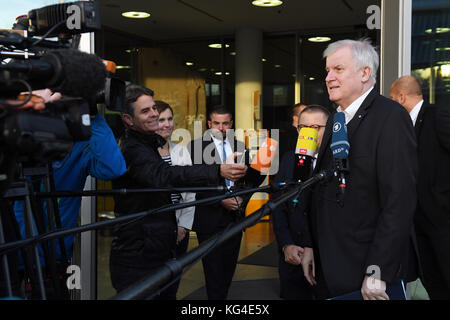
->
xmin=111 ymin=170 xmax=330 ymax=300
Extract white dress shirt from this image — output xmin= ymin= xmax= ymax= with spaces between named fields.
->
xmin=409 ymin=100 xmax=424 ymax=126
xmin=210 ymin=133 xmax=235 ymax=187
xmin=337 ymin=86 xmax=374 ymax=124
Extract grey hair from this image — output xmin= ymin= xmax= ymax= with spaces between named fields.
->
xmin=323 ymin=38 xmax=379 ymax=84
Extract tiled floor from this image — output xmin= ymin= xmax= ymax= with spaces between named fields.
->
xmin=97 ymin=221 xmax=277 ymax=300
xmin=96 ymin=220 xmax=431 ymax=300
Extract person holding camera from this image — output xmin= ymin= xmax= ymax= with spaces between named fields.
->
xmin=13 ymin=89 xmax=127 ymax=299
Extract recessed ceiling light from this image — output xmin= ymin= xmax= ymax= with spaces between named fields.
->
xmin=425 ymin=27 xmax=450 ymax=34
xmin=122 ymin=11 xmax=151 ymax=19
xmin=262 ymin=58 xmax=267 ymax=62
xmin=185 ymin=61 xmax=194 ymax=66
xmin=436 ymin=47 xmax=450 ymax=51
xmin=230 ymin=51 xmax=236 ymax=56
xmin=198 ymin=68 xmax=207 ymax=72
xmin=116 ymin=66 xmax=132 ymax=69
xmin=252 ymin=0 xmax=283 ymax=7
xmin=208 ymin=43 xmax=230 ymax=49
xmin=308 ymin=36 xmax=331 ymax=43
xmin=274 ymin=64 xmax=281 ymax=68
xmin=215 ymin=72 xmax=230 ymax=75
xmin=309 ymin=77 xmax=315 ymax=81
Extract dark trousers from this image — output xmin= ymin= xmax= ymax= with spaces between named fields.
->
xmin=110 ymin=262 xmax=177 ymax=300
xmin=166 ymin=233 xmax=190 ymax=298
xmin=415 ymin=217 xmax=450 ymax=300
xmin=196 ymin=231 xmax=242 ymax=300
xmin=278 ymin=255 xmax=314 ymax=300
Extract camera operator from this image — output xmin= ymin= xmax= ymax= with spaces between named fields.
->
xmin=12 ymin=89 xmax=126 ymax=299
xmin=109 ymin=84 xmax=247 ymax=297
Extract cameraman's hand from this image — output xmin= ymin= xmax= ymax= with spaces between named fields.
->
xmin=220 ymin=163 xmax=247 ymax=182
xmin=30 ymin=89 xmax=62 ymax=103
xmin=6 ymin=89 xmax=62 ymax=111
xmin=6 ymin=93 xmax=46 ymax=110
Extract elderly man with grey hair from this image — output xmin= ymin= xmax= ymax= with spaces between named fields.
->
xmin=308 ymin=39 xmax=418 ymax=300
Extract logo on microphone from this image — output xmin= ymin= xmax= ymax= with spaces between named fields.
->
xmin=333 ymin=122 xmax=341 ymax=133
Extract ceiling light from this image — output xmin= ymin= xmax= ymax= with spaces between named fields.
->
xmin=230 ymin=52 xmax=236 ymax=56
xmin=185 ymin=61 xmax=194 ymax=66
xmin=309 ymin=77 xmax=315 ymax=81
xmin=274 ymin=64 xmax=281 ymax=68
xmin=214 ymin=72 xmax=230 ymax=75
xmin=116 ymin=66 xmax=132 ymax=69
xmin=252 ymin=0 xmax=283 ymax=7
xmin=262 ymin=58 xmax=267 ymax=62
xmin=122 ymin=11 xmax=151 ymax=19
xmin=308 ymin=36 xmax=331 ymax=43
xmin=436 ymin=47 xmax=450 ymax=52
xmin=208 ymin=43 xmax=230 ymax=49
xmin=198 ymin=68 xmax=207 ymax=72
xmin=425 ymin=27 xmax=450 ymax=34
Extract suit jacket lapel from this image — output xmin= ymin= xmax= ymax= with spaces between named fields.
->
xmin=414 ymin=102 xmax=426 ymax=136
xmin=315 ymin=114 xmax=334 ymax=171
xmin=346 ymin=89 xmax=377 ymax=140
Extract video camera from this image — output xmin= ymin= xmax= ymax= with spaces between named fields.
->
xmin=0 ymin=1 xmax=125 ymax=195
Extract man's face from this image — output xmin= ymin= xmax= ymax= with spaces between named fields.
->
xmin=125 ymin=94 xmax=159 ymax=134
xmin=208 ymin=112 xmax=233 ymax=138
xmin=325 ymin=46 xmax=369 ymax=109
xmin=297 ymin=111 xmax=328 ymax=150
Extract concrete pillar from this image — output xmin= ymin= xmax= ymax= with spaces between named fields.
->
xmin=235 ymin=27 xmax=263 ymax=130
xmin=295 ymin=34 xmax=303 ymax=104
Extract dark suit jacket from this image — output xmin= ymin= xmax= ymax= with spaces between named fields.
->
xmin=278 ymin=125 xmax=298 ymax=161
xmin=188 ymin=136 xmax=265 ymax=233
xmin=311 ymin=89 xmax=418 ymax=297
xmin=272 ymin=152 xmax=313 ymax=251
xmin=415 ymin=101 xmax=450 ymax=227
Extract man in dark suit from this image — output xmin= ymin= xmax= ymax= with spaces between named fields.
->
xmin=390 ymin=75 xmax=450 ymax=299
xmin=278 ymin=103 xmax=307 ymax=159
xmin=272 ymin=105 xmax=330 ymax=300
xmin=310 ymin=39 xmax=418 ymax=300
xmin=188 ymin=105 xmax=265 ymax=300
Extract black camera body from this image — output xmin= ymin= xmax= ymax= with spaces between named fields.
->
xmin=0 ymin=1 xmax=124 ymax=195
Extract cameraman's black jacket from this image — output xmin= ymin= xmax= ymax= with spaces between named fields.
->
xmin=110 ymin=128 xmax=222 ymax=268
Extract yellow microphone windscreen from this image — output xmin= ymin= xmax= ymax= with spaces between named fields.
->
xmin=296 ymin=127 xmax=318 ymax=157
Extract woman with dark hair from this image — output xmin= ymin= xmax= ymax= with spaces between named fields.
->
xmin=154 ymin=100 xmax=195 ymax=298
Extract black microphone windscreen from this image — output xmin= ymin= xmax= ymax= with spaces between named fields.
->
xmin=49 ymin=49 xmax=107 ymax=100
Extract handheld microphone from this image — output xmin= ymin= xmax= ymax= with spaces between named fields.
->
xmin=293 ymin=127 xmax=318 ymax=182
xmin=330 ymin=112 xmax=350 ymax=204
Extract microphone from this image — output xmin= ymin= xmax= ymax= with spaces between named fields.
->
xmin=293 ymin=127 xmax=318 ymax=182
xmin=330 ymin=112 xmax=350 ymax=204
xmin=0 ymin=48 xmax=107 ymax=100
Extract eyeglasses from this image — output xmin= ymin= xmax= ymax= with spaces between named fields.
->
xmin=297 ymin=124 xmax=326 ymax=130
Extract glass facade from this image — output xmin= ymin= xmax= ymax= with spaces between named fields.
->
xmin=411 ymin=0 xmax=450 ymax=107
xmin=93 ymin=0 xmax=381 ymax=299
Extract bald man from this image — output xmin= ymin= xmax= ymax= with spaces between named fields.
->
xmin=390 ymin=76 xmax=450 ymax=299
